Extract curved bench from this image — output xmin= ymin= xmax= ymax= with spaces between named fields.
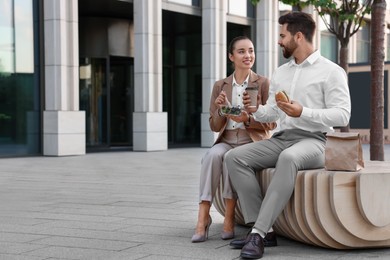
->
xmin=213 ymin=161 xmax=390 ymax=249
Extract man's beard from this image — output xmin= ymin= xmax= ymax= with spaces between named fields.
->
xmin=282 ymin=39 xmax=297 ymax=59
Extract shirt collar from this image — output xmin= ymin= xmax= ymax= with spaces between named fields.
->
xmin=288 ymin=49 xmax=321 ymax=67
xmin=232 ymin=72 xmax=250 ymax=87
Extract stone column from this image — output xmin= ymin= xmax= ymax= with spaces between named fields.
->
xmin=133 ymin=0 xmax=167 ymax=151
xmin=255 ymin=0 xmax=279 ymax=79
xmin=201 ymin=0 xmax=227 ymax=147
xmin=43 ymin=0 xmax=85 ymax=156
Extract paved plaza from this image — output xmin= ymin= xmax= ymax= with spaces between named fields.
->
xmin=0 ymin=145 xmax=390 ymax=259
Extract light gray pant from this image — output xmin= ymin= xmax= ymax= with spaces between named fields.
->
xmin=225 ymin=129 xmax=326 ymax=234
xmin=199 ymin=129 xmax=252 ymax=203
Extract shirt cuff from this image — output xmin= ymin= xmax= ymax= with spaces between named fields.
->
xmin=252 ymin=106 xmax=266 ymax=121
xmin=300 ymin=107 xmax=312 ymax=118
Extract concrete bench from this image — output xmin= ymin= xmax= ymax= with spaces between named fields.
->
xmin=213 ymin=161 xmax=390 ymax=249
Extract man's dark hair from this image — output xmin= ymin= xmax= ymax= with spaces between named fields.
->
xmin=278 ymin=11 xmax=316 ymax=43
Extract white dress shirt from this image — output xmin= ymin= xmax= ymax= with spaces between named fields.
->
xmin=253 ymin=50 xmax=351 ymax=133
xmin=226 ymin=73 xmax=250 ymax=130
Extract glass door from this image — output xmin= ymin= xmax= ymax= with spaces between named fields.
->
xmin=162 ymin=11 xmax=202 ymax=146
xmin=79 ymin=56 xmax=133 ymax=150
xmin=109 ymin=56 xmax=134 ymax=146
xmin=80 ymin=58 xmax=108 ymax=148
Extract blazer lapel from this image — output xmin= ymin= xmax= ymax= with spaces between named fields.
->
xmin=222 ymin=74 xmax=234 ymax=104
xmin=247 ymin=70 xmax=259 ymax=90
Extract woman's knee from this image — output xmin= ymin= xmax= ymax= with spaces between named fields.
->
xmin=203 ymin=146 xmax=227 ymax=163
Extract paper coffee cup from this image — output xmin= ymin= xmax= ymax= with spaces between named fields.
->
xmin=246 ymin=87 xmax=258 ymax=111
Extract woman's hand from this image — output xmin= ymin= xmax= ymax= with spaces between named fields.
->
xmin=242 ymin=91 xmax=259 ymax=113
xmin=227 ymin=110 xmax=250 ymax=123
xmin=215 ymin=90 xmax=229 ymax=109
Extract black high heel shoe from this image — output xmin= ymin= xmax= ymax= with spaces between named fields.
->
xmin=191 ymin=215 xmax=212 ymax=242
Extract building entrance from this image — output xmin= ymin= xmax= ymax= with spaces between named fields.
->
xmin=79 ymin=0 xmax=134 ymax=151
xmin=163 ymin=11 xmax=202 ymax=146
xmin=79 ymin=57 xmax=133 ymax=151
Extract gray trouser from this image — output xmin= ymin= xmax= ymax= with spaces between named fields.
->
xmin=225 ymin=129 xmax=326 ymax=234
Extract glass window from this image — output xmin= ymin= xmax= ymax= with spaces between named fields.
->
xmin=0 ymin=0 xmax=34 ymax=73
xmin=0 ymin=0 xmax=40 ymax=156
xmin=168 ymin=0 xmax=192 ymax=6
xmin=247 ymin=0 xmax=255 ymax=18
xmin=321 ymin=33 xmax=338 ymax=62
xmin=0 ymin=0 xmax=14 ymax=72
xmin=228 ymin=0 xmax=247 ymax=17
xmin=356 ymin=24 xmax=371 ymax=63
xmin=319 ymin=16 xmax=338 ymax=63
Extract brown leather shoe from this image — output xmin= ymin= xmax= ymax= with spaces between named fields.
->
xmin=230 ymin=231 xmax=277 ymax=249
xmin=240 ymin=233 xmax=264 ymax=259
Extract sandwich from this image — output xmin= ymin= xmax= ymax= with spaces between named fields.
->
xmin=275 ymin=90 xmax=289 ymax=103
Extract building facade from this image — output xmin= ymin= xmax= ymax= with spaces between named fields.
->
xmin=0 ymin=0 xmax=389 ymax=157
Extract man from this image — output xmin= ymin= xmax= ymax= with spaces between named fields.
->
xmin=225 ymin=11 xmax=351 ymax=259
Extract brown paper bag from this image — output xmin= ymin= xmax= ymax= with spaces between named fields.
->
xmin=325 ymin=132 xmax=364 ymax=171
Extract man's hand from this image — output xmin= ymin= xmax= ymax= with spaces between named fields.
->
xmin=277 ymin=100 xmax=303 ymax=117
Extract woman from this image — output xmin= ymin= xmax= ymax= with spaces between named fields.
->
xmin=192 ymin=36 xmax=276 ymax=242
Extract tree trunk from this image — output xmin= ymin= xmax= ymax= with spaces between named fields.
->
xmin=370 ymin=0 xmax=386 ymax=161
xmin=339 ymin=44 xmax=349 ymax=75
xmin=339 ymin=43 xmax=350 ymax=132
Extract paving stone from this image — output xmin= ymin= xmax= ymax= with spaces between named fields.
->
xmin=0 ymin=146 xmax=389 ymax=259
